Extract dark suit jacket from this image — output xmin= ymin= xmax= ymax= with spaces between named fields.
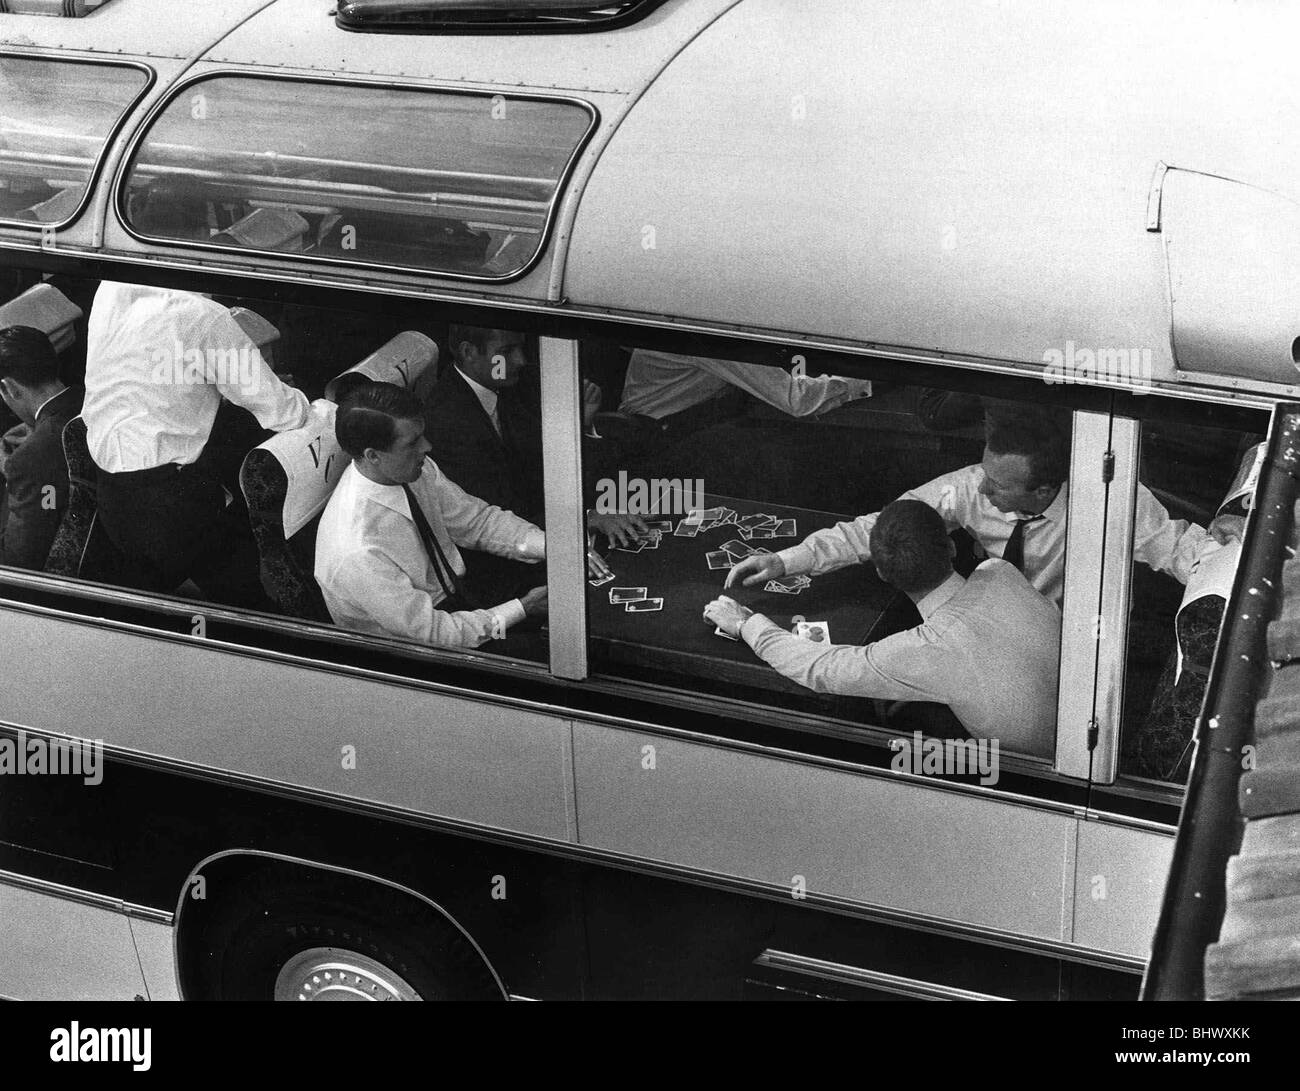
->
xmin=0 ymin=385 xmax=84 ymax=570
xmin=424 ymin=365 xmax=544 ymax=525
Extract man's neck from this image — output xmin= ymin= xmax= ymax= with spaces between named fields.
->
xmin=354 ymin=460 xmax=400 ymax=487
xmin=908 ymin=570 xmax=965 ymax=618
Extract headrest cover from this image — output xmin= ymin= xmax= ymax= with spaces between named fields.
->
xmin=0 ymin=283 xmax=83 ymax=354
xmin=254 ymin=399 xmax=346 ymax=539
xmin=228 ymin=307 xmax=281 ymax=351
xmin=337 ymin=331 xmax=437 ymax=391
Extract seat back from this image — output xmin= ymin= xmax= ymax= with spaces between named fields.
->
xmin=326 ymin=331 xmax=438 ymax=401
xmin=0 ymin=283 xmax=82 ymax=354
xmin=45 ymin=415 xmax=119 ymax=580
xmin=239 ymin=400 xmax=344 ymax=621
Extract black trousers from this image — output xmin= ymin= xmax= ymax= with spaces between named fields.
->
xmin=96 ymin=456 xmax=266 ymax=610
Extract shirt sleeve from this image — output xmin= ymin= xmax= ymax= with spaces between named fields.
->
xmin=741 ymin=614 xmax=948 ymax=702
xmin=333 ymin=546 xmax=523 ymax=647
xmin=777 ymin=466 xmax=976 ymax=577
xmin=204 ymin=309 xmax=312 ymax=433
xmin=694 ymin=358 xmax=872 ymax=418
xmin=427 ymin=460 xmax=546 ymax=562
xmin=1134 ymin=484 xmax=1208 ymax=585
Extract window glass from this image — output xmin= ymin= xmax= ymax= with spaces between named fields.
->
xmin=120 ymin=77 xmax=594 ymax=278
xmin=578 ymin=348 xmax=1069 ymax=767
xmin=1119 ymin=419 xmax=1262 ymax=782
xmin=0 ymin=58 xmax=148 ymax=225
xmin=0 ymin=271 xmax=547 ymax=667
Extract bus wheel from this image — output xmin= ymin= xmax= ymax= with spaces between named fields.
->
xmin=194 ymin=870 xmax=505 ymax=1001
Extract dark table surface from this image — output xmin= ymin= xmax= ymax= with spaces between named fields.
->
xmin=586 ymin=494 xmax=915 ymax=698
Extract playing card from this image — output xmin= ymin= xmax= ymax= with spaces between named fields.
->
xmin=738 ymin=514 xmax=768 ymax=530
xmin=736 ymin=526 xmax=753 ymax=540
xmin=644 ymin=520 xmax=673 ymax=532
xmin=625 ymin=597 xmax=664 ymax=612
xmin=674 ymin=521 xmax=700 ymax=537
xmin=706 ymin=551 xmax=734 ymax=569
xmin=750 ymin=527 xmax=774 ymax=539
xmin=638 ymin=538 xmax=660 ymax=550
xmin=714 ymin=626 xmax=739 ymax=641
xmin=765 ymin=578 xmax=806 ymax=594
xmin=589 ymin=572 xmax=615 ymax=587
xmin=611 ymin=539 xmax=645 ymax=553
xmin=721 ymin=540 xmax=756 ymax=558
xmin=609 ymin=587 xmax=647 ymax=604
xmin=794 ymin=621 xmax=831 ymax=643
xmin=774 ymin=519 xmax=797 ymax=537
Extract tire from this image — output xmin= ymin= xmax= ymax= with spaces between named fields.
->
xmin=194 ymin=869 xmax=504 ymax=1001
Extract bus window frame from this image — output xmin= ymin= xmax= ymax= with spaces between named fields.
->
xmin=112 ymin=69 xmax=599 ymax=284
xmin=0 ymin=52 xmax=155 ymax=234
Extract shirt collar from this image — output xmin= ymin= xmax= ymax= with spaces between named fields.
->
xmin=346 ymin=459 xmax=427 ymax=520
xmin=916 ymin=571 xmax=965 ymax=620
xmin=456 ymin=366 xmax=498 ymax=418
xmin=1003 ymin=482 xmax=1069 ymax=523
xmin=33 ymin=386 xmax=68 ymax=422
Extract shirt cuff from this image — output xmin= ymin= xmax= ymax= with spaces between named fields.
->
xmin=740 ymin=612 xmax=778 ymax=647
xmin=494 ymin=599 xmax=526 ymax=632
xmin=777 ymin=543 xmax=814 ymax=575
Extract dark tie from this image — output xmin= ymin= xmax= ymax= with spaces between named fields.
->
xmin=401 ymin=483 xmax=481 ymax=611
xmin=1002 ymin=514 xmax=1044 ymax=573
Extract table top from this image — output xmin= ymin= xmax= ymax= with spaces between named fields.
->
xmin=586 ymin=493 xmax=914 ymax=699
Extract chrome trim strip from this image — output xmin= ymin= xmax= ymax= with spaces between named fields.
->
xmin=1091 ymin=416 xmax=1140 ymax=786
xmin=754 ymin=949 xmax=1011 ymax=1001
xmin=111 ymin=68 xmax=599 ymax=285
xmin=0 ymin=53 xmax=156 ymax=234
xmin=0 ymin=866 xmax=173 ymax=927
xmin=540 ymin=336 xmax=588 ymax=680
xmin=173 ymin=848 xmax=509 ymax=1000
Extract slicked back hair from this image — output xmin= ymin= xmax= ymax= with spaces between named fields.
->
xmin=0 ymin=325 xmax=59 ymax=387
xmin=336 ymin=381 xmax=424 ymax=459
xmin=871 ymin=499 xmax=953 ymax=595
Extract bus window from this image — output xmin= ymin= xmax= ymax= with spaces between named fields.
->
xmin=578 ymin=351 xmax=1068 ymax=766
xmin=0 ymin=57 xmax=149 ymax=227
xmin=1119 ymin=420 xmax=1262 ymax=783
xmin=119 ymin=76 xmax=594 ymax=279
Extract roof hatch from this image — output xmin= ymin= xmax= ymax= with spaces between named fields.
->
xmin=335 ymin=0 xmax=667 ymax=34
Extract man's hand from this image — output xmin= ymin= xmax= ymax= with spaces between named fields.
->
xmin=704 ymin=595 xmax=753 ymax=638
xmin=725 ymin=553 xmax=786 ymax=589
xmin=582 ymin=380 xmax=603 ymax=429
xmin=585 ymin=548 xmax=612 ymax=580
xmin=1209 ymin=513 xmax=1246 ymax=546
xmin=590 ymin=510 xmax=649 ymax=548
xmin=520 ymin=586 xmax=548 ymax=619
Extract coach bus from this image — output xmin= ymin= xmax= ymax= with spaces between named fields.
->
xmin=0 ymin=0 xmax=1295 ymax=1001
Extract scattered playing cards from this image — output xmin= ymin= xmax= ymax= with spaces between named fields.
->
xmin=706 ymin=551 xmax=735 ymax=570
xmin=611 ymin=539 xmax=645 ymax=553
xmin=644 ymin=520 xmax=673 ymax=532
xmin=609 ymin=587 xmax=647 ymax=604
xmin=626 ymin=598 xmax=664 ymax=612
xmin=794 ymin=620 xmax=830 ymax=642
xmin=765 ymin=575 xmax=810 ymax=594
xmin=721 ymin=539 xmax=756 ymax=558
xmin=674 ymin=520 xmax=700 ymax=537
xmin=589 ymin=572 xmax=615 ymax=587
xmin=774 ymin=518 xmax=797 ymax=537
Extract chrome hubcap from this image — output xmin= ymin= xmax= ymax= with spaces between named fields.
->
xmin=273 ymin=947 xmax=423 ymax=1001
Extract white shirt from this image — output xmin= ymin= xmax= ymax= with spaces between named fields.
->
xmin=618 ymin=349 xmax=873 ymax=420
xmin=740 ymin=560 xmax=1061 ymax=756
xmin=457 ymin=366 xmax=500 ymax=435
xmin=314 ymin=459 xmax=546 ymax=648
xmin=83 ymin=282 xmax=311 ymax=472
xmin=776 ymin=463 xmax=1207 ymax=608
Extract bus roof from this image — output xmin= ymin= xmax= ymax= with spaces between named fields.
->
xmin=1 ymin=0 xmax=1297 ymax=396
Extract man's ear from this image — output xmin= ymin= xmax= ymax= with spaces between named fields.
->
xmin=362 ymin=446 xmax=382 ymax=466
xmin=947 ymin=537 xmax=958 ymax=560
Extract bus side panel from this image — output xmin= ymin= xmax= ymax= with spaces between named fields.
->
xmin=1071 ymin=818 xmax=1173 ymax=960
xmin=0 ymin=880 xmax=149 ymax=1001
xmin=572 ymin=725 xmax=1076 ymax=941
xmin=0 ymin=609 xmax=575 ymax=843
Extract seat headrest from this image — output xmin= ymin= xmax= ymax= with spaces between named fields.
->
xmin=228 ymin=307 xmax=281 ymax=352
xmin=247 ymin=399 xmax=346 ymax=539
xmin=0 ymin=283 xmax=83 ymax=354
xmin=334 ymin=331 xmax=438 ymax=392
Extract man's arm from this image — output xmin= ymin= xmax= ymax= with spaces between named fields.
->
xmin=206 ymin=309 xmax=312 ymax=433
xmin=334 ymin=546 xmax=524 ymax=647
xmin=741 ymin=614 xmax=948 ymax=702
xmin=0 ymin=439 xmax=62 ymax=571
xmin=695 ymin=357 xmax=872 ymax=418
xmin=1134 ymin=484 xmax=1209 ymax=585
xmin=776 ymin=465 xmax=977 ymax=577
xmin=428 ymin=460 xmax=545 ymax=562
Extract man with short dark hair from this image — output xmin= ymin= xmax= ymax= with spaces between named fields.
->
xmin=728 ymin=406 xmax=1209 ymax=607
xmin=705 ymin=499 xmax=1061 ymax=755
xmin=0 ymin=325 xmax=83 ymax=570
xmin=315 ymin=382 xmax=551 ymax=648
